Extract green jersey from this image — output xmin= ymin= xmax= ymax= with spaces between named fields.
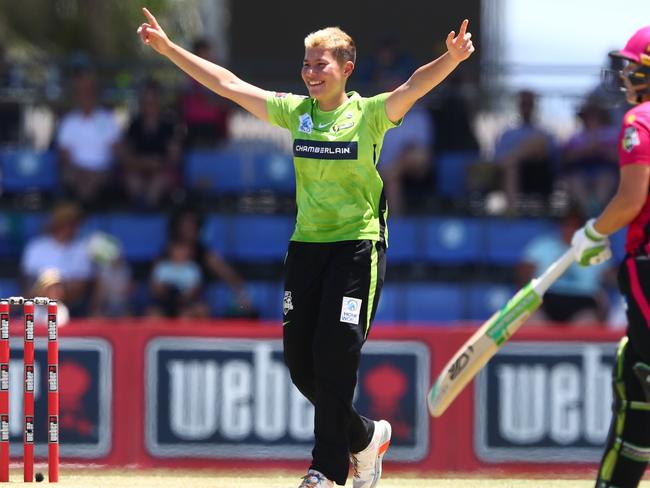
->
xmin=266 ymin=91 xmax=400 ymax=244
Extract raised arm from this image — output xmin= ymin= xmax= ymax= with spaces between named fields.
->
xmin=137 ymin=8 xmax=271 ymax=122
xmin=385 ymin=19 xmax=475 ymax=123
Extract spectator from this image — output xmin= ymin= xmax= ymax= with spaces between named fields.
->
xmin=492 ymin=90 xmax=557 ymax=210
xmin=169 ymin=208 xmax=255 ymax=316
xmin=20 ymin=202 xmax=94 ymax=316
xmin=87 ymin=232 xmax=133 ymax=317
xmin=148 ymin=238 xmax=209 ymax=318
xmin=179 ymin=38 xmax=230 ymax=148
xmin=379 ymin=103 xmax=434 ymax=215
xmin=561 ymin=96 xmax=619 ymax=215
xmin=119 ymin=80 xmax=183 ymax=208
xmin=362 ymin=36 xmax=433 ymax=215
xmin=358 ymin=34 xmax=416 ymax=93
xmin=517 ymin=205 xmax=610 ymax=324
xmin=56 ymin=69 xmax=120 ymax=207
xmin=31 ymin=268 xmax=70 ymax=327
xmin=429 ymin=72 xmax=480 ymax=155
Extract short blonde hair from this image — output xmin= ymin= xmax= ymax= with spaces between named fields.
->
xmin=304 ymin=27 xmax=356 ymax=65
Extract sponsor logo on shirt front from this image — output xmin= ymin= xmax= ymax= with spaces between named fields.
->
xmin=298 ymin=113 xmax=313 ymax=134
xmin=293 ymin=139 xmax=358 ymax=160
xmin=332 ymin=122 xmax=354 ymax=133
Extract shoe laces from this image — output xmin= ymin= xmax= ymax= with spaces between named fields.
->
xmin=350 ymin=440 xmax=376 ymax=479
xmin=350 ymin=452 xmax=361 ymax=478
xmin=299 ymin=471 xmax=328 ymax=488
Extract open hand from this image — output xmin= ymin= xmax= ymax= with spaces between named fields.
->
xmin=137 ymin=8 xmax=171 ymax=56
xmin=446 ymin=19 xmax=475 ymax=63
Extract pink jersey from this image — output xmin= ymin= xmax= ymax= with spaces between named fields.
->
xmin=620 ymin=102 xmax=650 ymax=255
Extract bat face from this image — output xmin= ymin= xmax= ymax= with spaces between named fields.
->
xmin=428 ymin=250 xmax=575 ymax=418
xmin=428 ymin=284 xmax=542 ymax=417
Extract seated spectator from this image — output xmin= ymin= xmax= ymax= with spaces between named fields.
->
xmin=492 ymin=90 xmax=557 ymax=210
xmin=20 ymin=202 xmax=94 ymax=316
xmin=119 ymin=80 xmax=183 ymax=208
xmin=379 ymin=103 xmax=434 ymax=215
xmin=148 ymin=239 xmax=209 ymax=318
xmin=169 ymin=208 xmax=256 ymax=316
xmin=87 ymin=232 xmax=133 ymax=317
xmin=179 ymin=39 xmax=230 ymax=148
xmin=517 ymin=206 xmax=610 ymax=324
xmin=560 ymin=97 xmax=619 ymax=215
xmin=358 ymin=34 xmax=416 ymax=93
xmin=56 ymin=69 xmax=120 ymax=207
xmin=429 ymin=72 xmax=480 ymax=155
xmin=31 ymin=268 xmax=70 ymax=327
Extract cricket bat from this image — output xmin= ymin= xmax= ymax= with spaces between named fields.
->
xmin=427 ymin=249 xmax=575 ymax=417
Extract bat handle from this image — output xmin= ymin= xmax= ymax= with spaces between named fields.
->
xmin=532 ymin=250 xmax=575 ymax=296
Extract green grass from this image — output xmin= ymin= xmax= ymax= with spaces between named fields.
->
xmin=15 ymin=469 xmax=650 ymax=487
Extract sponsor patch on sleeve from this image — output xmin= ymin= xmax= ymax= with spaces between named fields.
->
xmin=623 ymin=126 xmax=641 ymax=153
xmin=340 ymin=296 xmax=362 ymax=325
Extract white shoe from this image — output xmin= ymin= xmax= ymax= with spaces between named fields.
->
xmin=350 ymin=420 xmax=391 ymax=488
xmin=298 ymin=469 xmax=334 ymax=488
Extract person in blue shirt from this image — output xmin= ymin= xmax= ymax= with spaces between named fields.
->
xmin=518 ymin=205 xmax=609 ymax=323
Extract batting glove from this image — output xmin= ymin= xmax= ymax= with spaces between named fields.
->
xmin=571 ymin=219 xmax=612 ymax=266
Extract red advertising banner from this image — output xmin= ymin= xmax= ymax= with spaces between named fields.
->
xmin=38 ymin=320 xmax=623 ymax=474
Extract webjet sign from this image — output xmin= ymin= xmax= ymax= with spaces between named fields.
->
xmin=475 ymin=341 xmax=616 ymax=463
xmin=144 ymin=338 xmax=429 ymax=462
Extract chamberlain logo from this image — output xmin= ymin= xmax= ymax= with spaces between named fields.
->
xmin=475 ymin=341 xmax=616 ymax=463
xmin=293 ymin=139 xmax=358 ymax=160
xmin=145 ymin=338 xmax=430 ymax=462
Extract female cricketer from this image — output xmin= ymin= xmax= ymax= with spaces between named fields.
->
xmin=569 ymin=26 xmax=650 ymax=488
xmin=138 ymin=8 xmax=474 ymax=487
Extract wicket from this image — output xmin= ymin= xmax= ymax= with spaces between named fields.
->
xmin=0 ymin=297 xmax=59 ymax=483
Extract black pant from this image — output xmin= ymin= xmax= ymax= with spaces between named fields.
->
xmin=619 ymin=257 xmax=650 ymax=365
xmin=597 ymin=256 xmax=650 ymax=488
xmin=283 ymin=240 xmax=386 ymax=485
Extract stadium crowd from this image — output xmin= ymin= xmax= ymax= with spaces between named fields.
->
xmin=0 ymin=39 xmax=624 ymax=324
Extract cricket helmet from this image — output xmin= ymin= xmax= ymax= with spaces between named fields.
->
xmin=610 ymin=26 xmax=650 ymax=104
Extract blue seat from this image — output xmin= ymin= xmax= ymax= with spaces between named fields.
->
xmin=79 ymin=215 xmax=110 ymax=236
xmin=386 ymin=218 xmax=420 ymax=263
xmin=373 ymin=284 xmax=402 ymax=323
xmin=0 ymin=213 xmax=19 ymax=257
xmin=1 ymin=149 xmax=58 ymax=193
xmin=17 ymin=212 xmax=48 ymax=245
xmin=107 ymin=214 xmax=166 ymax=262
xmin=184 ymin=150 xmax=246 ymax=195
xmin=485 ymin=218 xmax=554 ymax=265
xmin=436 ymin=151 xmax=479 ymax=198
xmin=466 ymin=283 xmax=516 ymax=321
xmin=251 ymin=152 xmax=295 ymax=193
xmin=0 ymin=279 xmax=19 ymax=299
xmin=206 ymin=281 xmax=279 ymax=319
xmin=202 ymin=215 xmax=232 ymax=257
xmin=230 ymin=215 xmax=293 ymax=261
xmin=424 ymin=218 xmax=482 ymax=264
xmin=403 ymin=283 xmax=464 ymax=323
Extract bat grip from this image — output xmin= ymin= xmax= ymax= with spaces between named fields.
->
xmin=531 ymin=250 xmax=575 ymax=296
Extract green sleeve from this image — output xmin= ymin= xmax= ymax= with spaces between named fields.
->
xmin=364 ymin=92 xmax=403 ymax=136
xmin=266 ymin=92 xmax=306 ymax=129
